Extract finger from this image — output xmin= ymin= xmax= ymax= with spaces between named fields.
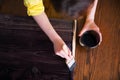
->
xmin=78 ymin=29 xmax=87 ymax=37
xmin=61 ymin=50 xmax=71 ymax=60
xmin=56 ymin=50 xmax=71 ymax=60
xmin=99 ymin=32 xmax=102 ymax=45
xmin=67 ymin=49 xmax=73 ymax=58
xmin=56 ymin=51 xmax=64 ymax=58
xmin=63 ymin=45 xmax=72 ymax=57
xmin=62 ymin=45 xmax=69 ymax=55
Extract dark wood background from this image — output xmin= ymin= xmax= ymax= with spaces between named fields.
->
xmin=0 ymin=0 xmax=120 ymax=80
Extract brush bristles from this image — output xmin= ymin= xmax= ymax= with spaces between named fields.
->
xmin=66 ymin=58 xmax=76 ymax=71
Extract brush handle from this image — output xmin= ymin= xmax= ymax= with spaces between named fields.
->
xmin=72 ymin=20 xmax=77 ymax=57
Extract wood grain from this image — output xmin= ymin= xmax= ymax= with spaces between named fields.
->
xmin=0 ymin=0 xmax=120 ymax=80
xmin=0 ymin=14 xmax=74 ymax=80
xmin=74 ymin=0 xmax=120 ymax=80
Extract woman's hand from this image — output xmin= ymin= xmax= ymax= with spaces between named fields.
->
xmin=53 ymin=38 xmax=73 ymax=61
xmin=79 ymin=20 xmax=102 ymax=45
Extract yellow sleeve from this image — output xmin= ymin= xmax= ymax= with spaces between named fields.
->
xmin=24 ymin=0 xmax=45 ymax=16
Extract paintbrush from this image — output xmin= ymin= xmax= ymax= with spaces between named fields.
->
xmin=65 ymin=20 xmax=77 ymax=71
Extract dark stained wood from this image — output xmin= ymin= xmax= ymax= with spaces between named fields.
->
xmin=0 ymin=14 xmax=74 ymax=80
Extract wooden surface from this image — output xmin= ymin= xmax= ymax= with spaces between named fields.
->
xmin=75 ymin=0 xmax=120 ymax=80
xmin=0 ymin=14 xmax=74 ymax=80
xmin=0 ymin=0 xmax=120 ymax=80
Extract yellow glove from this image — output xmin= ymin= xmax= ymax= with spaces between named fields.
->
xmin=24 ymin=0 xmax=44 ymax=16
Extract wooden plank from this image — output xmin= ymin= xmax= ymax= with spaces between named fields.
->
xmin=0 ymin=14 xmax=75 ymax=80
xmin=74 ymin=0 xmax=120 ymax=80
xmin=89 ymin=0 xmax=120 ymax=80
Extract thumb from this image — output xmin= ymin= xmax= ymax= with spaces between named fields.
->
xmin=79 ymin=30 xmax=85 ymax=37
xmin=63 ymin=45 xmax=72 ymax=58
xmin=63 ymin=45 xmax=71 ymax=56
